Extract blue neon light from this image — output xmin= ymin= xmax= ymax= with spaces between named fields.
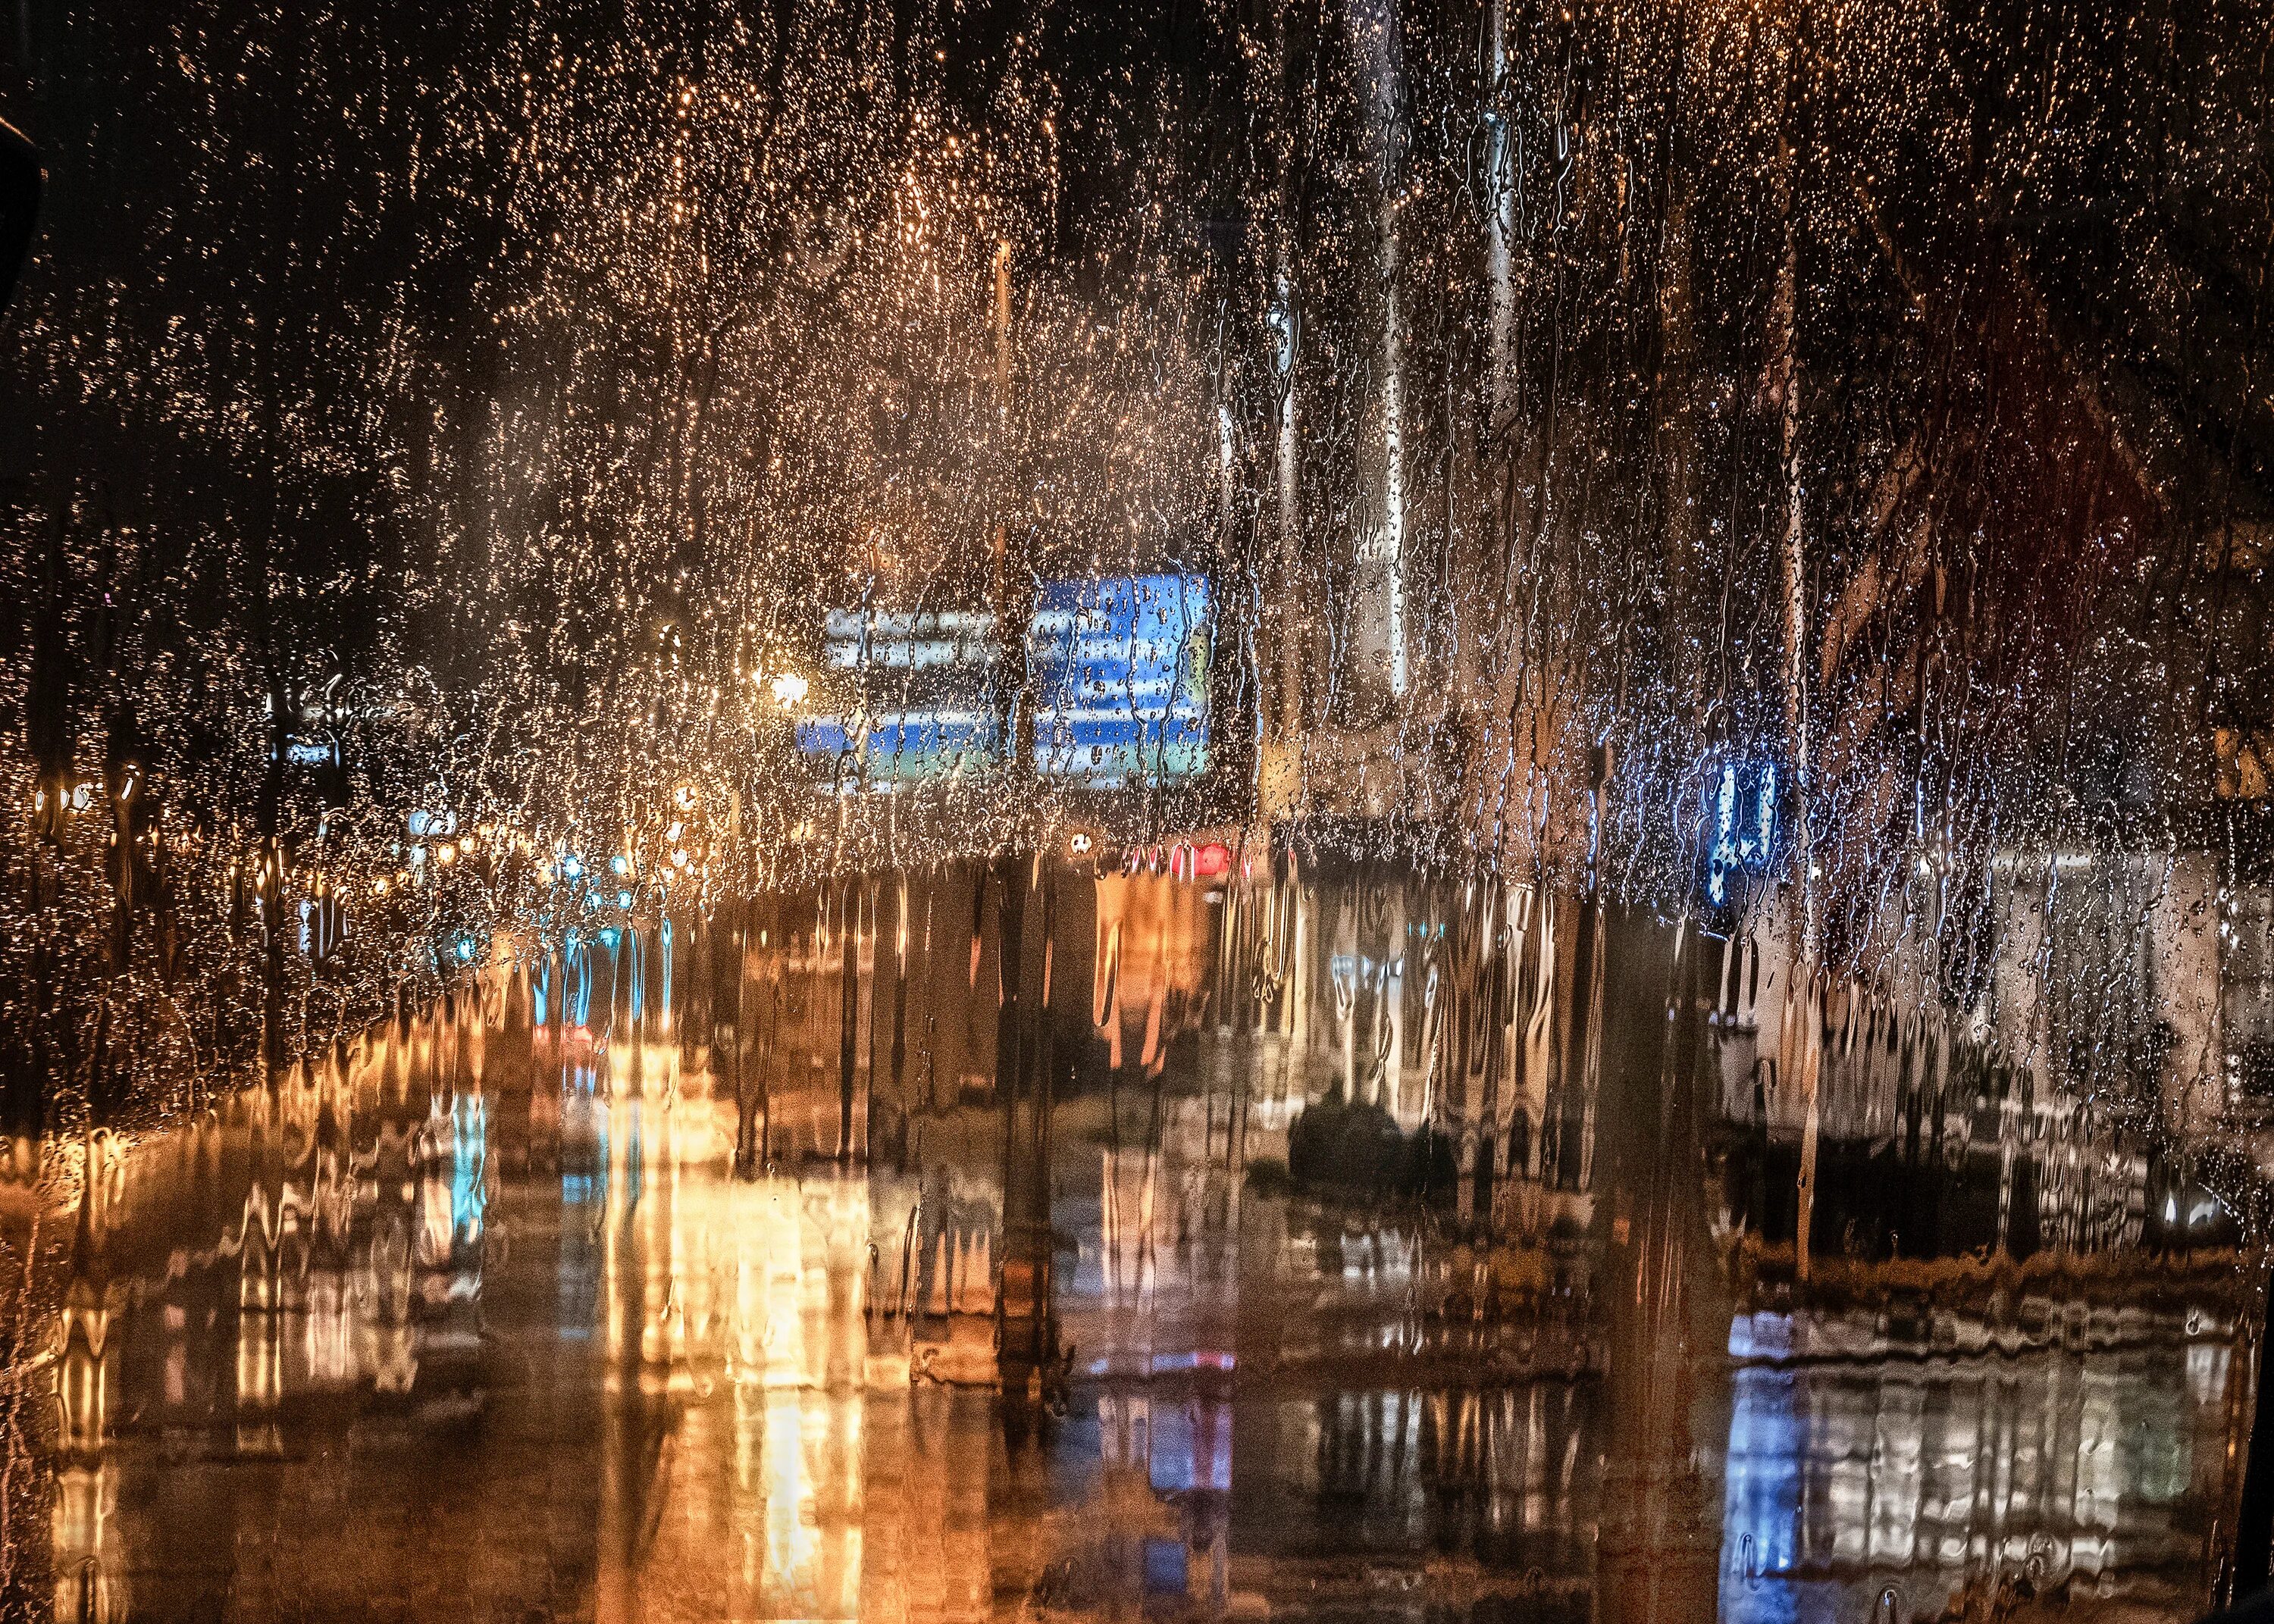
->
xmin=1702 ymin=755 xmax=1782 ymax=906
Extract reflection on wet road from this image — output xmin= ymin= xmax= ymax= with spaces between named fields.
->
xmin=21 ymin=854 xmax=2261 ymax=1620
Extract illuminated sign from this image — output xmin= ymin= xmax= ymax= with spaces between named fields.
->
xmin=796 ymin=605 xmax=999 ymax=783
xmin=1029 ymin=575 xmax=1210 ymax=787
xmin=799 ymin=574 xmax=1211 ymax=788
xmin=1700 ymin=755 xmax=1781 ymax=909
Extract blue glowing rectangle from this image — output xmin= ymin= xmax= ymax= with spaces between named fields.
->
xmin=1029 ymin=574 xmax=1209 ymax=786
xmin=1698 ymin=753 xmax=1784 ymax=909
xmin=800 ymin=574 xmax=1211 ymax=787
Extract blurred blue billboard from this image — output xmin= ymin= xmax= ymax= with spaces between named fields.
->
xmin=796 ymin=574 xmax=1211 ymax=789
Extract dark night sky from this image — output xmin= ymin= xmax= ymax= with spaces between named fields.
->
xmin=1 ymin=0 xmax=2270 ymax=810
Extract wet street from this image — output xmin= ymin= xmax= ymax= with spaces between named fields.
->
xmin=12 ymin=856 xmax=2262 ymax=1622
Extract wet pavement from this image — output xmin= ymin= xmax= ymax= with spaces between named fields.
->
xmin=9 ymin=856 xmax=2263 ymax=1622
